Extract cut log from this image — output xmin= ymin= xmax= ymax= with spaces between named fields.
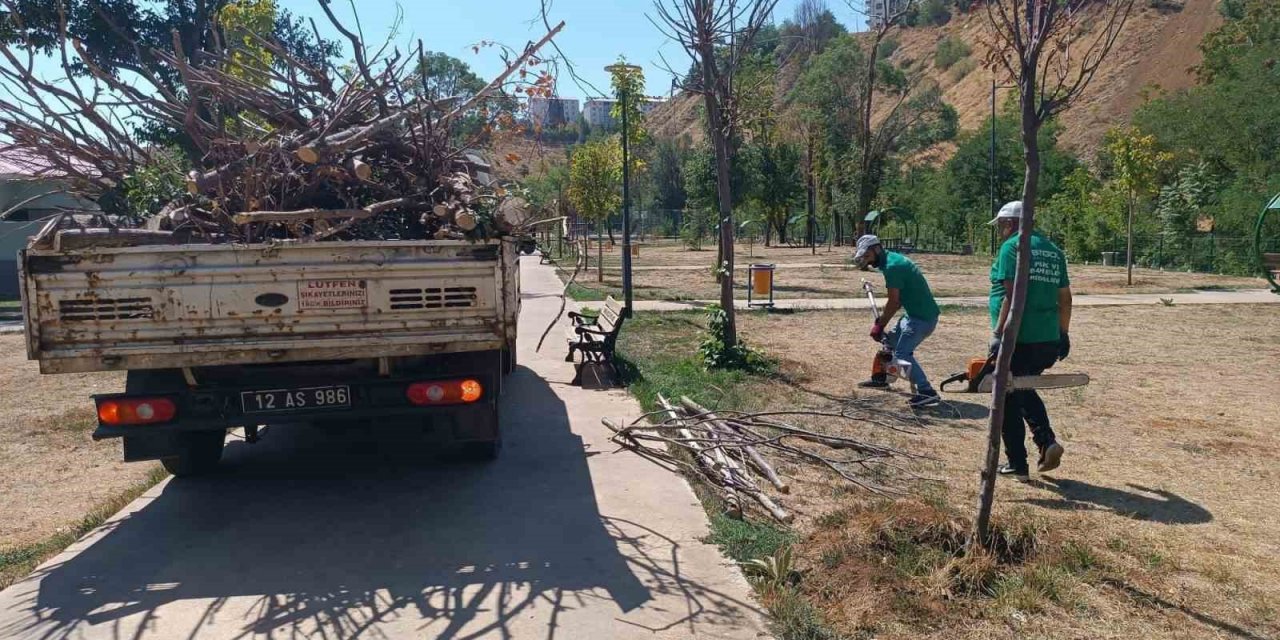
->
xmin=680 ymin=397 xmax=791 ymax=494
xmin=294 ymin=146 xmax=320 ymax=164
xmin=454 ymin=210 xmax=478 ymax=231
xmin=658 ymin=395 xmax=743 ymax=519
xmin=234 ymin=197 xmax=414 ymax=225
xmin=347 ymin=156 xmax=372 ymax=181
xmin=233 ymin=208 xmax=377 ymax=224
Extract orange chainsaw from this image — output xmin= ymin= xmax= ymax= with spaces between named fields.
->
xmin=940 ymin=355 xmax=1090 ymax=393
xmin=861 ymin=279 xmax=913 ymax=386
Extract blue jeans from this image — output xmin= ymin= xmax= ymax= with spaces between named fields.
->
xmin=885 ymin=315 xmax=937 ymax=394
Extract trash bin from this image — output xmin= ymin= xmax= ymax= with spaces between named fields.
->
xmin=748 ymin=263 xmax=775 ymax=308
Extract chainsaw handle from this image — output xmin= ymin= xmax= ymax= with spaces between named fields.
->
xmin=939 ymin=372 xmax=969 ymax=393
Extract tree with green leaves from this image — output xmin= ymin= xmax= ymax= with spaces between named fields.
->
xmin=568 ymin=138 xmax=622 ymax=280
xmin=1103 ymin=126 xmax=1169 ymax=285
xmin=414 ymin=51 xmax=487 ymax=101
xmin=651 ymin=138 xmax=688 ymax=212
xmin=743 ymin=140 xmax=803 ymax=244
xmin=1154 ymin=162 xmax=1217 ymax=266
xmin=0 ymin=0 xmax=336 ymax=154
xmin=608 ymin=58 xmax=649 ymax=245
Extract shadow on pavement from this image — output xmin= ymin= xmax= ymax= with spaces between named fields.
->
xmin=2 ymin=366 xmax=746 ymax=640
xmin=1022 ymin=478 xmax=1213 ymax=525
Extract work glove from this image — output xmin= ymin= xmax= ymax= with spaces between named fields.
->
xmin=1057 ymin=331 xmax=1071 ymax=361
xmin=988 ymin=333 xmax=1003 ymax=359
xmin=870 ymin=322 xmax=886 ymax=343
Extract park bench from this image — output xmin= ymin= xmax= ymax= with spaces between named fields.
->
xmin=565 ymin=295 xmax=626 ymax=387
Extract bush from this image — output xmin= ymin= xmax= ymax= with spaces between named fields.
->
xmin=698 ymin=305 xmax=773 ymax=372
xmin=681 ymin=208 xmax=713 ymax=250
xmin=908 ymin=0 xmax=952 ymax=26
xmin=949 ymin=57 xmax=978 ymax=82
xmin=877 ymin=36 xmax=900 ymax=59
xmin=934 ymin=36 xmax=972 ymax=70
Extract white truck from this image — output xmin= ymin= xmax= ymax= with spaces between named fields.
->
xmin=18 ymin=224 xmax=521 ymax=476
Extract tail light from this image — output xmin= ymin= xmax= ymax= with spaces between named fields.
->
xmin=406 ymin=379 xmax=483 ymax=406
xmin=97 ymin=397 xmax=177 ymax=426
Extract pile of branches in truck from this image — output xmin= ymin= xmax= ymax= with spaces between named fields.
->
xmin=0 ymin=1 xmax=562 ymax=246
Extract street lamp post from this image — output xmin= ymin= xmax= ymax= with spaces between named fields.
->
xmin=606 ymin=62 xmax=642 ymax=318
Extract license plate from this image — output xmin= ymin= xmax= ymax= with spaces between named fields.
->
xmin=241 ymin=386 xmax=351 ymax=414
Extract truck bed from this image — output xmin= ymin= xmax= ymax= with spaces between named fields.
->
xmin=21 ymin=238 xmax=520 ymax=374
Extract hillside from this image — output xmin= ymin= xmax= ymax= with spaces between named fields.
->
xmin=645 ymin=0 xmax=1220 ymax=160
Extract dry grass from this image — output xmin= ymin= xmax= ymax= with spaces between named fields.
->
xmin=575 ymin=241 xmax=1265 ymax=301
xmin=740 ymin=303 xmax=1280 ymax=639
xmin=0 ymin=335 xmax=153 ymax=551
xmin=621 ymin=302 xmax=1280 ymax=639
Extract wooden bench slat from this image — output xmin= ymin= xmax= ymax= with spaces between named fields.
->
xmin=1263 ymin=253 xmax=1280 ymax=269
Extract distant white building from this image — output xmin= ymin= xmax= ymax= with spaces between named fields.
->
xmin=583 ymin=97 xmax=667 ymax=130
xmin=866 ymin=0 xmax=910 ymax=28
xmin=527 ymin=96 xmax=580 ymax=129
xmin=583 ymin=99 xmax=616 ymax=129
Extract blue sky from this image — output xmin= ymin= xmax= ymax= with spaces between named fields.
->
xmin=280 ymin=0 xmax=868 ymax=100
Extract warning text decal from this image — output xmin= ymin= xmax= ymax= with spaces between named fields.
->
xmin=297 ymin=279 xmax=368 ymax=310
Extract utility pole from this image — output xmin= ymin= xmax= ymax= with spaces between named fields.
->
xmin=990 ymin=78 xmax=1016 ymax=255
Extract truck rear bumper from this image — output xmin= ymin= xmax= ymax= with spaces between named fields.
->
xmin=92 ymin=372 xmax=500 ymax=442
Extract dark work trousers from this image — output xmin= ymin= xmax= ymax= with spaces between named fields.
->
xmin=1002 ymin=341 xmax=1060 ymax=472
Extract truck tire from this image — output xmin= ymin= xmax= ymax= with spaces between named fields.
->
xmin=161 ymin=430 xmax=226 ymax=477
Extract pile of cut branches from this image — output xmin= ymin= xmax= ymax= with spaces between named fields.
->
xmin=0 ymin=0 xmax=561 ymax=245
xmin=604 ymin=395 xmax=930 ymax=523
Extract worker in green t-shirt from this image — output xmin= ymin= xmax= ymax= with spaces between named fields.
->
xmin=853 ymin=235 xmax=942 ymax=408
xmin=989 ymin=201 xmax=1074 ymax=480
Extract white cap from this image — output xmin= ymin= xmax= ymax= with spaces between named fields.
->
xmin=989 ymin=200 xmax=1022 ymax=225
xmin=853 ymin=234 xmax=881 ymax=261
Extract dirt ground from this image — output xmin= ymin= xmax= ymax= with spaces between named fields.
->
xmin=574 ymin=240 xmax=1266 ymax=300
xmin=621 ymin=302 xmax=1280 ymax=638
xmin=0 ymin=335 xmax=146 ymax=550
xmin=752 ymin=303 xmax=1280 ymax=638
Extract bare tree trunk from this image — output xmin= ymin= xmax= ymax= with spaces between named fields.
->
xmin=858 ymin=26 xmax=889 ymax=235
xmin=1126 ymin=194 xmax=1135 ymax=285
xmin=973 ymin=79 xmax=1042 ymax=548
xmin=700 ymin=44 xmax=738 ymax=348
xmin=807 ymin=135 xmax=816 ymax=254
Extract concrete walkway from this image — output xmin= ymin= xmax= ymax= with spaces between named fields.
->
xmin=0 ymin=257 xmax=766 ymax=640
xmin=629 ymin=288 xmax=1280 ymax=312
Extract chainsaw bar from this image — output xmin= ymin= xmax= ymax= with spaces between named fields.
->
xmin=975 ymin=373 xmax=1091 ymax=393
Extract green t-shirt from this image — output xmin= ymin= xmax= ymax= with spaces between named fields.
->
xmin=881 ymin=251 xmax=940 ymax=321
xmin=989 ymin=232 xmax=1070 ymax=344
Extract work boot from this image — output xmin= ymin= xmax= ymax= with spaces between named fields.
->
xmin=1038 ymin=442 xmax=1065 ymax=473
xmin=998 ymin=463 xmax=1029 ymax=481
xmin=909 ymin=391 xmax=941 ymax=408
xmin=857 ymin=375 xmax=889 ymax=389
